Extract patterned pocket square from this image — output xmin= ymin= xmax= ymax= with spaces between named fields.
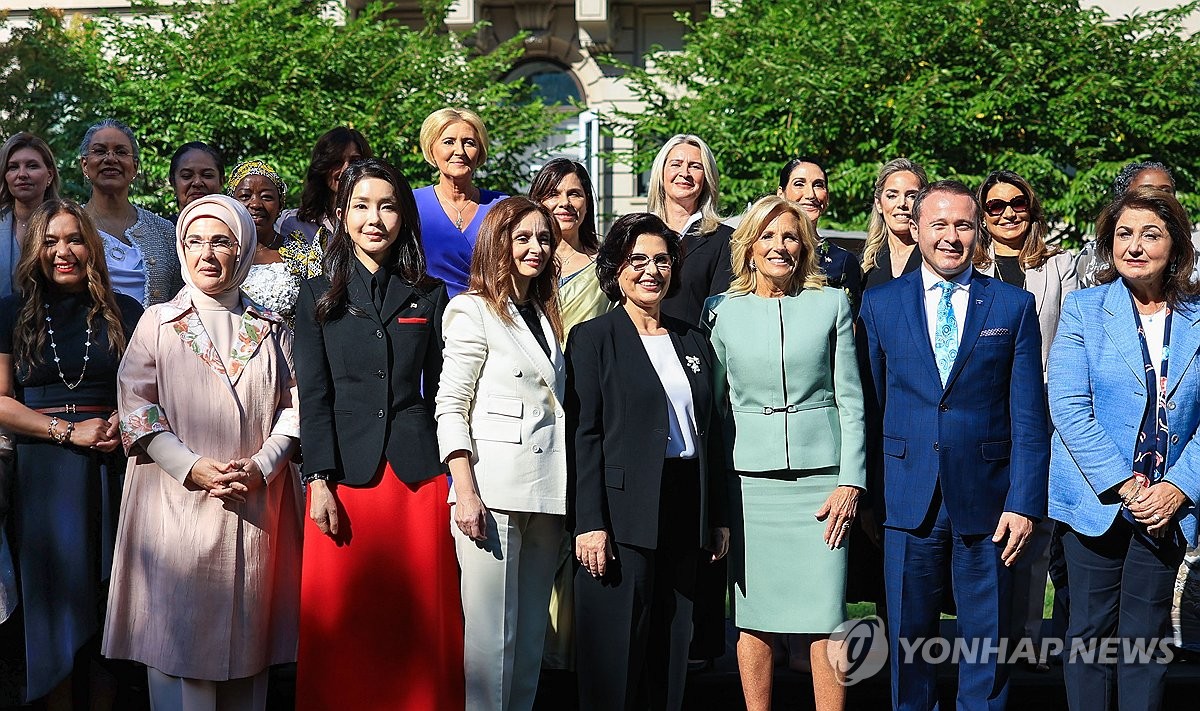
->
xmin=979 ymin=327 xmax=1010 ymax=337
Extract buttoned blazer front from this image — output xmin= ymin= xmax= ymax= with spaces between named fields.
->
xmin=294 ymin=271 xmax=448 ymax=487
xmin=705 ymin=288 xmax=866 ymax=485
xmin=979 ymin=250 xmax=1078 ymax=373
xmin=1047 ymin=281 xmax=1200 ymax=546
xmin=857 ymin=270 xmax=1050 ymax=535
xmin=566 ymin=307 xmax=727 ymax=550
xmin=435 ymin=293 xmax=567 ymax=515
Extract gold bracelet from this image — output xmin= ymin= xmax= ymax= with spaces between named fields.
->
xmin=47 ymin=416 xmax=64 ymax=444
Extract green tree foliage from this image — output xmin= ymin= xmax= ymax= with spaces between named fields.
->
xmin=0 ymin=0 xmax=563 ymax=212
xmin=612 ymin=0 xmax=1200 ymax=242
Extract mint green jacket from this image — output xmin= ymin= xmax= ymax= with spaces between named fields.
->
xmin=703 ymin=288 xmax=866 ymax=487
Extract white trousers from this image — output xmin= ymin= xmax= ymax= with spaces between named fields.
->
xmin=147 ymin=667 xmax=268 ymax=711
xmin=453 ymin=508 xmax=564 ymax=711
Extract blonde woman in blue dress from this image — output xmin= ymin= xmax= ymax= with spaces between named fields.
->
xmin=704 ymin=195 xmax=866 ymax=711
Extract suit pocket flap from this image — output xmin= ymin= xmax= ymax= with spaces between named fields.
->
xmin=981 ymin=440 xmax=1012 ymax=461
xmin=472 ymin=416 xmax=522 ymax=444
xmin=486 ymin=395 xmax=523 ymax=418
xmin=604 ymin=466 xmax=625 ymax=490
xmin=882 ymin=436 xmax=906 ymax=458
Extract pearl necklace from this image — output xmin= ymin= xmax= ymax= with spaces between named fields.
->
xmin=44 ymin=305 xmax=91 ymax=390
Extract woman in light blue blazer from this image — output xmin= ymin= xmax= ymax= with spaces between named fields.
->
xmin=1049 ymin=187 xmax=1200 ymax=711
xmin=436 ymin=196 xmax=567 ymax=711
xmin=704 ymin=195 xmax=865 ymax=711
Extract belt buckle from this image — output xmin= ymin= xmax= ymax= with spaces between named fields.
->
xmin=65 ymin=404 xmax=76 ymax=414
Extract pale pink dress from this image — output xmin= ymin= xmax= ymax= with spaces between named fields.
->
xmin=102 ymin=289 xmax=303 ymax=681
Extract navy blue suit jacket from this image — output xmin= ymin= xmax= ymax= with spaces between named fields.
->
xmin=857 ymin=269 xmax=1049 ymax=536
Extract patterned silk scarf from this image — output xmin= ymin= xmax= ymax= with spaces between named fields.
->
xmin=1126 ymin=294 xmax=1179 ymax=545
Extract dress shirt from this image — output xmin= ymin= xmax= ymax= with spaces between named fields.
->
xmin=639 ymin=333 xmax=697 ymax=458
xmin=920 ymin=263 xmax=973 ymax=350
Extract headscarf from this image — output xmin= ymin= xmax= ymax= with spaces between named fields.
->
xmin=225 ymin=159 xmax=287 ymax=198
xmin=176 ymin=193 xmax=257 ymax=295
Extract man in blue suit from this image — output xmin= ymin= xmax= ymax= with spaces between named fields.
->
xmin=857 ymin=180 xmax=1050 ymax=710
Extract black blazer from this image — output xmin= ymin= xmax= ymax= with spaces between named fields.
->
xmin=661 ymin=222 xmax=734 ymax=327
xmin=566 ymin=307 xmax=727 ymax=550
xmin=294 ymin=270 xmax=448 ymax=486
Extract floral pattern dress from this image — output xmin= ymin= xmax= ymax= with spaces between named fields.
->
xmin=241 ymin=230 xmax=324 ymax=329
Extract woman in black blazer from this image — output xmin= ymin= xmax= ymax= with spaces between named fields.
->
xmin=292 ymin=158 xmax=463 ymax=711
xmin=567 ymin=213 xmax=729 ymax=711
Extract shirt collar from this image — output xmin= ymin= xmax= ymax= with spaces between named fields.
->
xmin=680 ymin=211 xmax=703 ymax=237
xmin=921 ymin=263 xmax=973 ymax=292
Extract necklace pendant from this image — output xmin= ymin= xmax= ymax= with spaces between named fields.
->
xmin=455 ymin=217 xmax=464 ymax=229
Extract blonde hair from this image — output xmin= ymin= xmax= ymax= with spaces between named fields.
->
xmin=728 ymin=196 xmax=825 ymax=296
xmin=646 ymin=134 xmax=722 ymax=235
xmin=861 ymin=157 xmax=928 ymax=273
xmin=419 ymin=107 xmax=490 ymax=169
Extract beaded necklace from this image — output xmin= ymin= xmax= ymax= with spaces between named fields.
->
xmin=44 ymin=304 xmax=91 ymax=390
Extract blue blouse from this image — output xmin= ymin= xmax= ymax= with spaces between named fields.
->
xmin=414 ymin=185 xmax=507 ymax=298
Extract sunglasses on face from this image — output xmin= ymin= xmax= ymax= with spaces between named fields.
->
xmin=983 ymin=195 xmax=1030 ymax=217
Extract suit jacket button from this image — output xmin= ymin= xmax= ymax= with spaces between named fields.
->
xmin=532 ymin=445 xmax=543 ymax=454
xmin=146 ymin=256 xmax=156 ymax=266
xmin=939 ymin=404 xmax=948 ymax=412
xmin=376 ymin=369 xmax=385 ymax=379
xmin=555 ymin=410 xmax=563 ymax=418
xmin=375 ymin=329 xmax=383 ymax=339
xmin=512 ymin=368 xmax=522 ymax=377
xmin=1168 ymin=401 xmax=1177 ymax=410
xmin=532 ymin=407 xmax=542 ymax=418
xmin=933 ymin=442 xmax=939 ymax=451
xmin=377 ymin=409 xmax=385 ymax=418
xmin=1171 ymin=434 xmax=1180 ymax=444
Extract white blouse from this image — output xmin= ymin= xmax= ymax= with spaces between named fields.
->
xmin=639 ymin=334 xmax=697 ymax=459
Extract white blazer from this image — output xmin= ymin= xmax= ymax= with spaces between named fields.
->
xmin=436 ymin=293 xmax=567 ymax=515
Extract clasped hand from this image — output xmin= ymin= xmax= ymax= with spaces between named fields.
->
xmin=70 ymin=414 xmax=121 ymax=452
xmin=1124 ymin=479 xmax=1187 ymax=538
xmin=189 ymin=457 xmax=265 ymax=503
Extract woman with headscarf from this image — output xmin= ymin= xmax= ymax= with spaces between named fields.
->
xmin=229 ymin=159 xmax=322 ymax=327
xmin=103 ymin=194 xmax=303 ymax=711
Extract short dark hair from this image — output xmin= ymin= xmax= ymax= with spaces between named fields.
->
xmin=1094 ymin=186 xmax=1199 ymax=308
xmin=528 ymin=158 xmax=599 ymax=253
xmin=1113 ymin=161 xmax=1174 ymax=198
xmin=595 ymin=213 xmax=682 ymax=302
xmin=169 ymin=141 xmax=225 ymax=185
xmin=911 ymin=179 xmax=981 ymax=228
xmin=777 ymin=156 xmax=827 ymax=190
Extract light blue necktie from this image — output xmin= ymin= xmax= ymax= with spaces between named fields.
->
xmin=934 ymin=281 xmax=959 ymax=386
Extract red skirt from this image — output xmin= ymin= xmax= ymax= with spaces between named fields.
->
xmin=295 ymin=464 xmax=464 ymax=711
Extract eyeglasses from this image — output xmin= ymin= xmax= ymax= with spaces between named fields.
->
xmin=182 ymin=237 xmax=238 ymax=255
xmin=88 ymin=146 xmax=134 ymax=160
xmin=626 ymin=253 xmax=675 ymax=271
xmin=983 ymin=195 xmax=1030 ymax=217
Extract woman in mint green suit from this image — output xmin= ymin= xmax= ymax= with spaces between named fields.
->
xmin=704 ymin=195 xmax=866 ymax=711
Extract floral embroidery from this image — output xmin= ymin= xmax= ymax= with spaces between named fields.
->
xmin=120 ymin=403 xmax=172 ymax=452
xmin=173 ymin=300 xmax=276 ymax=384
xmin=686 ymin=355 xmax=701 ymax=374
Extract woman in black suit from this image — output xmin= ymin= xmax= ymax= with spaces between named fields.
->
xmin=292 ymin=158 xmax=463 ymax=710
xmin=567 ymin=213 xmax=729 ymax=711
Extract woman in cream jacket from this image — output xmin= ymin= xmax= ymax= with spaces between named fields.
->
xmin=436 ymin=196 xmax=566 ymax=711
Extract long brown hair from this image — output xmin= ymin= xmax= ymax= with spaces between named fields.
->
xmin=1093 ymin=187 xmax=1200 ymax=308
xmin=12 ymin=199 xmax=129 ymax=371
xmin=467 ymin=196 xmax=563 ymax=342
xmin=973 ymin=170 xmax=1061 ymax=271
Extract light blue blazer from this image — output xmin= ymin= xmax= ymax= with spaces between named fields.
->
xmin=0 ymin=212 xmax=17 ymax=298
xmin=1047 ymin=280 xmax=1200 ymax=546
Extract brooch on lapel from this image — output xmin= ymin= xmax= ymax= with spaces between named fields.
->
xmin=685 ymin=355 xmax=701 ymax=374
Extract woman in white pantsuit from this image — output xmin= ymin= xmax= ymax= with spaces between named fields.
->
xmin=436 ymin=196 xmax=567 ymax=711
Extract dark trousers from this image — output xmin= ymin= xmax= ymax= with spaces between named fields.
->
xmin=884 ymin=494 xmax=1012 ymax=711
xmin=575 ymin=458 xmax=700 ymax=711
xmin=1061 ymin=519 xmax=1183 ymax=711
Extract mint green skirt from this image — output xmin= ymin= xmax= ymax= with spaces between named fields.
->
xmin=728 ymin=469 xmax=847 ymax=634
